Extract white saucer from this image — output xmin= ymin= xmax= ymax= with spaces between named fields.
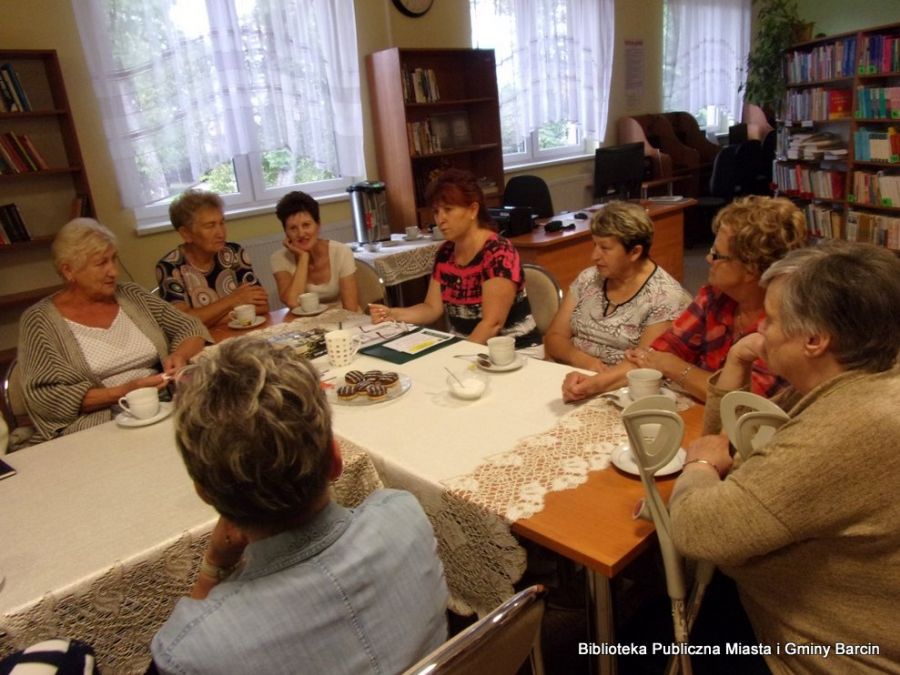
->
xmin=477 ymin=354 xmax=526 ymax=372
xmin=615 ymin=386 xmax=677 ymax=408
xmin=228 ymin=316 xmax=266 ymax=329
xmin=291 ymin=306 xmax=328 ymax=317
xmin=611 ymin=443 xmax=686 ymax=477
xmin=115 ymin=401 xmax=173 ymax=428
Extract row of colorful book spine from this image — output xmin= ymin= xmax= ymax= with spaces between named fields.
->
xmin=775 ymin=164 xmax=846 ymax=200
xmin=401 ymin=67 xmax=440 ymax=104
xmin=0 ymin=132 xmax=50 ymax=174
xmin=0 ymin=203 xmax=32 ymax=244
xmin=786 ymin=37 xmax=857 ymax=83
xmin=853 ymin=127 xmax=900 ymax=162
xmin=803 ymin=203 xmax=900 ymax=249
xmin=784 ymin=88 xmax=852 ymax=122
xmin=0 ymin=63 xmax=32 ymax=112
xmin=850 ymin=170 xmax=900 ymax=206
xmin=854 ymin=85 xmax=900 ymax=119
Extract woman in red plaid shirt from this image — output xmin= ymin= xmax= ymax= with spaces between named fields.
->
xmin=563 ymin=197 xmax=806 ymax=402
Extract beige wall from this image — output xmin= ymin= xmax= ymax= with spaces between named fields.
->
xmin=796 ymin=0 xmax=900 ymax=37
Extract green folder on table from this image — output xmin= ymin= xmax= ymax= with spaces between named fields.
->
xmin=360 ymin=327 xmax=461 ymax=364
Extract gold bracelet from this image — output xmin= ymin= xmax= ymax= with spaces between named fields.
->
xmin=676 ymin=364 xmax=695 ymax=388
xmin=199 ymin=558 xmax=237 ymax=581
xmin=683 ymin=458 xmax=719 ymax=474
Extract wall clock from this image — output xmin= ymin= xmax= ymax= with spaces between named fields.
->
xmin=392 ymin=0 xmax=434 ymax=18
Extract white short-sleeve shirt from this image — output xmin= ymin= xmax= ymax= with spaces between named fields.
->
xmin=270 ymin=240 xmax=356 ymax=304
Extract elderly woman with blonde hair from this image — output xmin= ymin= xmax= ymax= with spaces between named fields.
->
xmin=18 ymin=218 xmax=209 ymax=443
xmin=545 ymin=201 xmax=689 ymax=391
xmin=563 ymin=196 xmax=807 ymax=402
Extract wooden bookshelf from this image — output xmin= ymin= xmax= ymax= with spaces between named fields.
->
xmin=0 ymin=49 xmax=95 ymax=354
xmin=775 ymin=22 xmax=900 ymax=250
xmin=366 ymin=48 xmax=504 ymax=229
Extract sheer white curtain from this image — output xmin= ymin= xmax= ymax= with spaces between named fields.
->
xmin=663 ymin=0 xmax=750 ymax=124
xmin=71 ymin=0 xmax=364 ymax=209
xmin=471 ymin=0 xmax=614 ymax=157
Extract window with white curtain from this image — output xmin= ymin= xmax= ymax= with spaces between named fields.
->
xmin=469 ymin=0 xmax=614 ymax=167
xmin=662 ymin=0 xmax=751 ymax=133
xmin=71 ymin=0 xmax=365 ymax=229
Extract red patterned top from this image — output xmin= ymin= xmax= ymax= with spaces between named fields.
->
xmin=651 ymin=284 xmax=785 ymax=397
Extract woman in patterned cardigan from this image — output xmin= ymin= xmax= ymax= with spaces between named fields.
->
xmin=18 ymin=219 xmax=209 ymax=443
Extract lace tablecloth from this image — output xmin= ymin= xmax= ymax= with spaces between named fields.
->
xmin=0 ymin=440 xmax=382 ymax=674
xmin=353 ymin=239 xmax=441 ymax=286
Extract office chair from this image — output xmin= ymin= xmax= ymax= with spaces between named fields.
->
xmin=688 ymin=143 xmax=741 ymax=246
xmin=621 ymin=397 xmax=714 ymax=675
xmin=503 ymin=176 xmax=554 ymax=219
xmin=403 ymin=585 xmax=547 ymax=675
xmin=522 ymin=264 xmax=563 ymax=335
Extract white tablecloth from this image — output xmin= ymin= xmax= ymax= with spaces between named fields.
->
xmin=352 ymin=238 xmax=442 ymax=286
xmin=0 ymin=421 xmax=381 ymax=673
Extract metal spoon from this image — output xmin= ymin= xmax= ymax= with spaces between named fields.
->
xmin=454 ymin=353 xmax=493 ymax=368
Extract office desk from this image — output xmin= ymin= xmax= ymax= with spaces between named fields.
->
xmin=508 ymin=199 xmax=696 ymax=291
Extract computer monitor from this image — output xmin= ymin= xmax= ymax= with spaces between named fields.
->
xmin=593 ymin=142 xmax=645 ymax=201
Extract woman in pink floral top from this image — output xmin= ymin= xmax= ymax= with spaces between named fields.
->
xmin=370 ymin=170 xmax=539 ymax=347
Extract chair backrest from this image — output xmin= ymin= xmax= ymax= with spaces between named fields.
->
xmin=354 ymin=258 xmax=388 ymax=309
xmin=622 ymin=400 xmax=714 ymax=674
xmin=741 ymin=103 xmax=774 ymax=141
xmin=2 ymin=358 xmax=27 ymax=427
xmin=503 ymin=175 xmax=554 ymax=219
xmin=403 ymin=585 xmax=546 ymax=675
xmin=522 ymin=264 xmax=562 ymax=335
xmin=664 ymin=111 xmax=721 ymax=164
xmin=708 ymin=143 xmax=740 ymax=201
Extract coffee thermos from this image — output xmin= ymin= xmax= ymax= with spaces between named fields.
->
xmin=348 ymin=180 xmax=389 ymax=244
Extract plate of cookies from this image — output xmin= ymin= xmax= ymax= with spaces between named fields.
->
xmin=327 ymin=368 xmax=412 ymax=406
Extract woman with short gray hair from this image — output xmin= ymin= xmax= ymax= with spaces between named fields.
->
xmin=18 ymin=218 xmax=209 ymax=444
xmin=546 ymin=201 xmax=689 ymax=392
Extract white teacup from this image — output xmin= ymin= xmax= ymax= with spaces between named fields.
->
xmin=118 ymin=387 xmax=160 ymax=420
xmin=404 ymin=225 xmax=421 ymax=241
xmin=627 ymin=368 xmax=663 ymax=401
xmin=324 ymin=329 xmax=363 ymax=367
xmin=299 ymin=292 xmax=320 ymax=313
xmin=430 ymin=226 xmax=444 ymax=241
xmin=487 ymin=335 xmax=516 ymax=366
xmin=230 ymin=304 xmax=255 ymax=326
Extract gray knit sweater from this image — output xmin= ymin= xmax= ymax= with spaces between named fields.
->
xmin=671 ymin=366 xmax=900 ymax=674
xmin=18 ymin=282 xmax=210 ymax=443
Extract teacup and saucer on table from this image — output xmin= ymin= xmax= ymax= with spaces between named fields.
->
xmin=228 ymin=304 xmax=265 ymax=329
xmin=476 ymin=336 xmax=526 ymax=372
xmin=291 ymin=293 xmax=328 ymax=317
xmin=115 ymin=387 xmax=173 ymax=428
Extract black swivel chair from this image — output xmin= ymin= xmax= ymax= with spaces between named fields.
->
xmin=734 ymin=140 xmax=770 ymax=196
xmin=503 ymin=175 xmax=554 ymax=219
xmin=687 ymin=144 xmax=740 ymax=247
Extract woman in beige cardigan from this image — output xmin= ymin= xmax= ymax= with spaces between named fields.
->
xmin=670 ymin=242 xmax=900 ymax=674
xmin=18 ymin=219 xmax=209 ymax=443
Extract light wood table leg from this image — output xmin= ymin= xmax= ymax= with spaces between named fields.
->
xmin=587 ymin=569 xmax=617 ymax=675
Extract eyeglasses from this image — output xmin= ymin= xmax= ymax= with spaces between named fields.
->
xmin=708 ymin=247 xmax=733 ymax=262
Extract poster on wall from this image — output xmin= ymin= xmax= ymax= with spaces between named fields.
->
xmin=624 ymin=39 xmax=644 ymax=110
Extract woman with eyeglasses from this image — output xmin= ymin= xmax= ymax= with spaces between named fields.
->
xmin=562 ymin=197 xmax=807 ymax=402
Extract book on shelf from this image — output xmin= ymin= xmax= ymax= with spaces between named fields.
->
xmin=859 ymin=33 xmax=900 ymax=75
xmin=0 ymin=132 xmax=50 ymax=172
xmin=0 ymin=134 xmax=29 ymax=172
xmin=402 ymin=67 xmax=440 ymax=103
xmin=0 ymin=203 xmax=32 ymax=242
xmin=853 ymin=127 xmax=900 ymax=162
xmin=70 ymin=194 xmax=91 ymax=219
xmin=846 ymin=209 xmax=900 ymax=249
xmin=0 ymin=63 xmax=31 ymax=112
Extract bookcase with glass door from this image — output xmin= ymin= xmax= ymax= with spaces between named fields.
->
xmin=366 ymin=48 xmax=504 ymax=230
xmin=774 ymin=22 xmax=900 ymax=251
xmin=0 ymin=49 xmax=95 ymax=363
